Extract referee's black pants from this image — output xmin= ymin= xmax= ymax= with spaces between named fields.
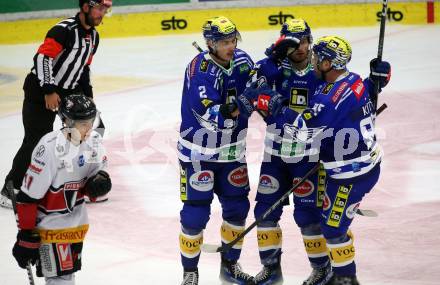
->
xmin=5 ymin=98 xmax=57 ymax=190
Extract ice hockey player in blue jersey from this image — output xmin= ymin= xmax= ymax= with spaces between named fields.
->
xmin=177 ymin=16 xmax=256 ymax=285
xmin=246 ymin=35 xmax=391 ymax=285
xmin=250 ymin=19 xmax=331 ymax=285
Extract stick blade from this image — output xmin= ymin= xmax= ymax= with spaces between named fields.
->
xmin=356 ymin=209 xmax=378 ymax=217
xmin=201 ymin=243 xmax=222 ymax=253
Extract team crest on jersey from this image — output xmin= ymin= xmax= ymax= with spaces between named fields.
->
xmin=228 ymin=166 xmax=248 ymax=187
xmin=292 ymin=178 xmax=314 ymax=197
xmin=189 ymin=171 xmax=214 ymax=192
xmin=63 ymin=181 xmax=83 ymax=212
xmin=258 ymin=175 xmax=279 ymax=194
xmin=289 ymin=88 xmax=308 ymax=111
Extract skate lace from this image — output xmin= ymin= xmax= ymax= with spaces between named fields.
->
xmin=254 ymin=266 xmax=271 ymax=282
xmin=231 ymin=263 xmax=254 ymax=281
xmin=304 ymin=266 xmax=327 ymax=284
xmin=333 ymin=276 xmax=355 ymax=285
xmin=182 ymin=271 xmax=198 ymax=285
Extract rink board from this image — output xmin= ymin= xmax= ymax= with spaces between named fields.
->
xmin=0 ymin=2 xmax=436 ymax=44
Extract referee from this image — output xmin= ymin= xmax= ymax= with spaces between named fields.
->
xmin=0 ymin=0 xmax=112 ymax=208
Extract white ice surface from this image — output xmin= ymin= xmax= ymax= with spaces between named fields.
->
xmin=1 ymin=24 xmax=440 ymax=284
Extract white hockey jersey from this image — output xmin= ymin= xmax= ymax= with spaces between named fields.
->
xmin=20 ymin=129 xmax=107 ymax=243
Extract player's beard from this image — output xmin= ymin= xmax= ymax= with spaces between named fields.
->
xmin=289 ymin=50 xmax=308 ymax=64
xmin=86 ymin=13 xmax=102 ymax=27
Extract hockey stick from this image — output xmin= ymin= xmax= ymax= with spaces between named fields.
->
xmin=372 ymin=0 xmax=389 ymax=111
xmin=356 ymin=209 xmax=378 ymax=217
xmin=200 ymin=101 xmax=384 ymax=252
xmin=201 ymin=163 xmax=321 ymax=253
xmin=192 ymin=41 xmax=204 ymax=53
xmin=6 ymin=182 xmax=36 ymax=285
xmin=201 ymin=161 xmax=378 ymax=254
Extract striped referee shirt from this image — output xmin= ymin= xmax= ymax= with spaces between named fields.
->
xmin=31 ymin=13 xmax=99 ymax=97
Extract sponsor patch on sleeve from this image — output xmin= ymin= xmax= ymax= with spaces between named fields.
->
xmin=322 ymin=83 xmax=334 ymax=95
xmin=331 ymin=82 xmax=349 ymax=103
xmin=350 ymin=78 xmax=365 ymax=101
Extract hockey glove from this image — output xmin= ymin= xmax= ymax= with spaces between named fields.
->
xmin=219 ymin=103 xmax=239 ymax=119
xmin=236 ymin=82 xmax=259 ymax=118
xmin=255 ymin=89 xmax=287 ymax=117
xmin=265 ymin=35 xmax=300 ymax=62
xmin=84 ymin=170 xmax=112 ymax=199
xmin=369 ymin=58 xmax=391 ymax=90
xmin=267 ymin=92 xmax=288 ymax=117
xmin=12 ymin=230 xmax=41 ymax=269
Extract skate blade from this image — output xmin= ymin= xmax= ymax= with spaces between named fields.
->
xmin=0 ymin=197 xmax=13 ymax=209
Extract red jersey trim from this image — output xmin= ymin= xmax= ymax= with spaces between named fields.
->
xmin=37 ymin=37 xmax=64 ymax=58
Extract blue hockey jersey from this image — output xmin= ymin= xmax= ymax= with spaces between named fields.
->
xmin=256 ymin=57 xmax=319 ymax=158
xmin=178 ymin=49 xmax=254 ymax=162
xmin=275 ymin=71 xmax=382 ymax=179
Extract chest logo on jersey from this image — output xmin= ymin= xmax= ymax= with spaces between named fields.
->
xmin=289 ymin=88 xmax=308 ymax=111
xmin=322 ymin=83 xmax=335 ymax=95
xmin=63 ymin=180 xmax=85 ymax=212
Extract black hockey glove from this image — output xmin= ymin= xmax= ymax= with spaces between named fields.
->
xmin=84 ymin=170 xmax=112 ymax=199
xmin=236 ymin=81 xmax=271 ymax=118
xmin=265 ymin=35 xmax=300 ymax=62
xmin=236 ymin=82 xmax=260 ymax=118
xmin=369 ymin=58 xmax=391 ymax=91
xmin=12 ymin=230 xmax=41 ymax=269
xmin=219 ymin=103 xmax=238 ymax=119
xmin=236 ymin=93 xmax=255 ymax=118
xmin=267 ymin=92 xmax=288 ymax=117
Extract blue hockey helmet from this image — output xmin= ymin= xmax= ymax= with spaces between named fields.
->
xmin=280 ymin=18 xmax=312 ymax=43
xmin=312 ymin=35 xmax=352 ymax=70
xmin=202 ymin=16 xmax=241 ymax=42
